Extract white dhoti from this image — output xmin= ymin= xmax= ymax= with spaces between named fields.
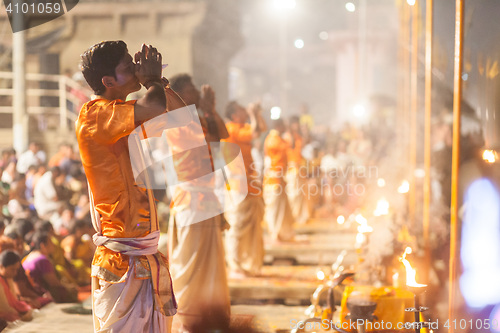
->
xmin=92 ymin=258 xmax=172 ymax=333
xmin=90 ymin=230 xmax=176 ymax=333
xmin=224 ymin=195 xmax=264 ymax=275
xmin=264 ymin=183 xmax=295 ymax=241
xmin=305 ymin=177 xmax=321 ymax=218
xmin=168 ymin=214 xmax=230 ymax=332
xmin=286 ymin=167 xmax=310 ymax=224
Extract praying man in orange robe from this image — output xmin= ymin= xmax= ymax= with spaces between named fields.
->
xmin=222 ymin=101 xmax=267 ymax=277
xmin=76 ymin=41 xmax=177 ymax=333
xmin=263 ymin=119 xmax=295 ymax=242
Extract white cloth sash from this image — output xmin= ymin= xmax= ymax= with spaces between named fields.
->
xmin=92 ymin=230 xmax=160 ymax=256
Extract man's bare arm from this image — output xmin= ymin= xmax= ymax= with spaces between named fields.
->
xmin=200 ymin=85 xmax=229 ymax=140
xmin=209 ymin=111 xmax=229 ymax=140
xmin=164 ymin=82 xmax=188 ymax=111
xmin=249 ymin=102 xmax=267 ymax=139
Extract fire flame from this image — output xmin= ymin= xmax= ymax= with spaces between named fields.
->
xmin=374 ymin=198 xmax=390 ymax=216
xmin=377 ymin=178 xmax=386 ymax=187
xmin=483 ymin=150 xmax=498 ymax=164
xmin=392 ymin=271 xmax=399 ymax=287
xmin=399 ymin=247 xmax=427 ymax=287
xmin=355 ymin=214 xmax=367 ymax=225
xmin=398 ymin=180 xmax=410 ymax=194
xmin=355 ymin=214 xmax=373 ymax=233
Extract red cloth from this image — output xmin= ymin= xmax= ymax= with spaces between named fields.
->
xmin=0 ymin=275 xmax=31 ymax=316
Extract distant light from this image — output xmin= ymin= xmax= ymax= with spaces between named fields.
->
xmin=345 ymin=2 xmax=356 ymax=12
xmin=392 ymin=271 xmax=399 ymax=287
xmin=270 ymin=106 xmax=282 ymax=120
xmin=319 ymin=31 xmax=329 ymax=40
xmin=294 ymin=39 xmax=304 ymax=49
xmin=274 ymin=0 xmax=296 ymax=10
xmin=357 ymin=224 xmax=373 ymax=233
xmin=353 ymin=103 xmax=366 ymax=118
xmin=398 ymin=180 xmax=410 ymax=194
xmin=356 ymin=233 xmax=365 ymax=244
xmin=377 ymin=178 xmax=386 ymax=188
xmin=374 ymin=198 xmax=390 ymax=217
xmin=483 ymin=149 xmax=498 ymax=163
xmin=406 ymin=0 xmax=416 ymax=6
xmin=462 ymin=73 xmax=469 ymax=81
xmin=355 ymin=214 xmax=367 ymax=225
xmin=489 ymin=305 xmax=500 ymax=333
xmin=337 ymin=215 xmax=345 ymax=225
xmin=460 ymin=179 xmax=500 ymax=308
xmin=414 ymin=168 xmax=426 ymax=178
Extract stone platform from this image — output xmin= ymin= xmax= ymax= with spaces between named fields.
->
xmin=6 ymin=219 xmax=360 ymax=332
xmin=264 ymin=221 xmax=358 ymax=265
xmin=3 ymin=302 xmax=309 ymax=333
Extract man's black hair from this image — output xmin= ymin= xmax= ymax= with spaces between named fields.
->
xmin=0 ymin=250 xmax=20 ymax=268
xmin=80 ymin=40 xmax=128 ymax=95
xmin=272 ymin=118 xmax=285 ymax=130
xmin=70 ymin=219 xmax=90 ymax=235
xmin=289 ymin=115 xmax=300 ymax=124
xmin=12 ymin=218 xmax=34 ymax=240
xmin=5 ymin=231 xmax=20 ymax=241
xmin=225 ymin=101 xmax=240 ymax=120
xmin=29 ymin=231 xmax=50 ymax=251
xmin=169 ymin=73 xmax=193 ymax=94
xmin=36 ymin=221 xmax=54 ymax=234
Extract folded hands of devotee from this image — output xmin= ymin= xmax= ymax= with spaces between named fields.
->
xmin=200 ymin=84 xmax=216 ymax=116
xmin=134 ymin=44 xmax=163 ymax=88
xmin=248 ymin=102 xmax=262 ymax=116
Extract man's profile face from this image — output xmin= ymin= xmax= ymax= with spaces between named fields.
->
xmin=112 ymin=52 xmax=141 ymax=95
xmin=29 ymin=143 xmax=39 ymax=153
xmin=232 ymin=105 xmax=248 ymax=124
xmin=179 ymin=81 xmax=200 ymax=107
xmin=0 ymin=262 xmax=20 ymax=279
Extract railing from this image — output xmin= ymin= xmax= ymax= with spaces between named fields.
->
xmin=0 ymin=71 xmax=92 ymax=130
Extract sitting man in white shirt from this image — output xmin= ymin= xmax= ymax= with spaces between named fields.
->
xmin=16 ymin=142 xmax=46 ymax=175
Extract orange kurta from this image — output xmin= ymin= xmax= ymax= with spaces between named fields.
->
xmin=76 ymin=99 xmax=153 ymax=282
xmin=264 ymin=129 xmax=289 ymax=186
xmin=222 ymin=122 xmax=259 ymax=195
xmin=167 ymin=119 xmax=218 ymax=214
xmin=284 ymin=132 xmax=303 ymax=167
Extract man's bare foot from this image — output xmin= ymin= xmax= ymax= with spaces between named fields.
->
xmin=228 ymin=270 xmax=248 ymax=280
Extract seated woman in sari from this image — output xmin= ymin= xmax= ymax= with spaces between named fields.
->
xmin=36 ymin=220 xmax=92 ymax=287
xmin=60 ymin=219 xmax=94 ymax=285
xmin=0 ymin=250 xmax=33 ymax=322
xmin=0 ymin=234 xmax=51 ymax=309
xmin=22 ymin=231 xmax=78 ymax=303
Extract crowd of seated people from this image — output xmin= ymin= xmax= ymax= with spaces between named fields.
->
xmin=0 ymin=142 xmax=94 ymax=326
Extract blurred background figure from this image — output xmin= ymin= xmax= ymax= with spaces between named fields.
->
xmin=0 ymin=250 xmax=33 ymax=323
xmin=263 ymin=119 xmax=295 ymax=243
xmin=223 ymin=101 xmax=267 ymax=278
xmin=168 ymin=73 xmax=231 ymax=332
xmin=16 ymin=143 xmax=46 ymax=175
xmin=33 ymin=167 xmax=70 ymax=230
xmin=284 ymin=115 xmax=310 ymax=225
xmin=22 ymin=231 xmax=78 ymax=303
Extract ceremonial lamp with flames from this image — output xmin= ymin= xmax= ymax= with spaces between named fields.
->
xmin=400 ymin=247 xmax=429 ymax=333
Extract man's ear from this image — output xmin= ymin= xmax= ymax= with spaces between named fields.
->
xmin=102 ymin=76 xmax=115 ymax=89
